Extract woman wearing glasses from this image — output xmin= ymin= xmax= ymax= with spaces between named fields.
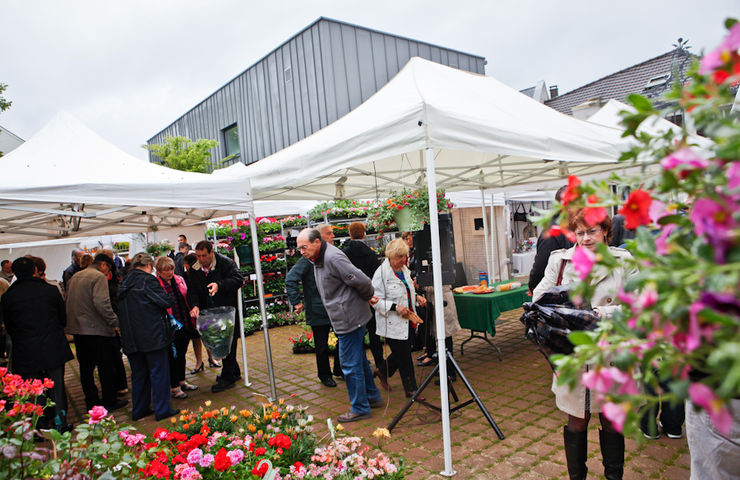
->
xmin=532 ymin=208 xmax=634 ymax=480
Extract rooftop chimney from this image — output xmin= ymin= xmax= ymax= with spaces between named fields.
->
xmin=549 ymin=85 xmax=559 ymax=99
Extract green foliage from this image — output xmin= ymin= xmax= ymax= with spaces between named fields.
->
xmin=0 ymin=83 xmax=11 ymax=113
xmin=143 ymin=135 xmax=219 ymax=173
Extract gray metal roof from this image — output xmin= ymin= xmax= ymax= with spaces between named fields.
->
xmin=545 ymin=49 xmax=697 ymax=115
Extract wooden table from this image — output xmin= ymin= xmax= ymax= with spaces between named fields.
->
xmin=453 ymin=283 xmax=530 ymax=359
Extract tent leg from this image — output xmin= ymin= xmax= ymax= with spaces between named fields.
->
xmin=503 ymin=198 xmax=513 ymax=279
xmin=490 ymin=194 xmax=499 ymax=282
xmin=232 ymin=215 xmax=251 ymax=388
xmin=248 ymin=212 xmax=278 ymax=401
xmin=425 ymin=148 xmax=455 ymax=477
xmin=479 ymin=189 xmax=492 ymax=285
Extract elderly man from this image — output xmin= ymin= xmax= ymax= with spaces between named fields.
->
xmin=66 ymin=253 xmax=126 ymax=411
xmin=61 ymin=249 xmax=85 ymax=292
xmin=174 ymin=242 xmax=190 ymax=276
xmin=186 ymin=240 xmax=244 ymax=393
xmin=0 ymin=260 xmax=14 ymax=283
xmin=296 ymin=228 xmax=382 ymax=422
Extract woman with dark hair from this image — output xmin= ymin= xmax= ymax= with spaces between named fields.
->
xmin=155 ymin=256 xmax=198 ymax=399
xmin=181 ymin=252 xmax=218 ymax=373
xmin=117 ymin=252 xmax=177 ymax=421
xmin=532 ymin=209 xmax=634 ymax=480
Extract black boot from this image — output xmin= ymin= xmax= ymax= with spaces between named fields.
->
xmin=563 ymin=425 xmax=588 ymax=480
xmin=599 ymin=429 xmax=625 ymax=480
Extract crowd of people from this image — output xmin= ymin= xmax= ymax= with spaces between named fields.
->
xmin=0 ymin=234 xmax=245 ymax=429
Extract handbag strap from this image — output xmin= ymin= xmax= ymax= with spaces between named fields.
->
xmin=556 ymin=258 xmax=568 ymax=286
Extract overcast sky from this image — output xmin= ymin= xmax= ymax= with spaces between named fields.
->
xmin=0 ymin=1 xmax=736 ymax=160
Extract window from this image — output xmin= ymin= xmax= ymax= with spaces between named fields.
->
xmin=284 ymin=66 xmax=292 ymax=83
xmin=223 ymin=124 xmax=240 ymax=158
xmin=644 ymin=74 xmax=670 ymax=89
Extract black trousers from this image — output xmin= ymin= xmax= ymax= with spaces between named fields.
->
xmin=18 ymin=365 xmax=67 ymax=427
xmin=112 ymin=334 xmax=128 ymax=391
xmin=219 ymin=332 xmax=241 ymax=383
xmin=311 ymin=324 xmax=341 ymax=380
xmin=74 ymin=335 xmax=120 ymax=410
xmin=169 ymin=329 xmax=191 ymax=388
xmin=377 ymin=329 xmax=417 ymax=392
xmin=365 ymin=317 xmax=385 ymax=369
xmin=127 ymin=348 xmax=171 ymax=420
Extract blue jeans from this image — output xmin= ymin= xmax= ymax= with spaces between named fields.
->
xmin=337 ymin=326 xmax=381 ymax=415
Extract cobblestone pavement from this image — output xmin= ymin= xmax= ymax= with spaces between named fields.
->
xmin=63 ymin=309 xmax=689 ymax=479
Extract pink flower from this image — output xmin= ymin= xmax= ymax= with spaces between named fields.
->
xmin=610 ymin=368 xmax=639 ymax=395
xmin=690 ymin=197 xmax=737 ymax=263
xmin=728 ymin=161 xmax=740 ymax=191
xmin=187 ymin=448 xmax=203 ymax=465
xmin=602 ymin=402 xmax=630 ymax=432
xmin=582 ymin=367 xmax=614 ymax=393
xmin=198 ymin=453 xmax=214 ymax=468
xmin=699 ymin=22 xmax=740 ymax=74
xmin=572 ymin=246 xmax=597 ymax=281
xmin=655 ymin=224 xmax=677 ymax=255
xmin=660 ymin=148 xmax=709 ymax=171
xmin=227 ymin=449 xmax=245 ymax=465
xmin=689 ymin=383 xmax=733 ymax=436
xmin=88 ymin=405 xmax=108 ymax=424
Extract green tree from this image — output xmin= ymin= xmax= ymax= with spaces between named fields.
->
xmin=0 ymin=82 xmax=12 ymax=157
xmin=0 ymin=83 xmax=11 ymax=113
xmin=143 ymin=135 xmax=219 ymax=173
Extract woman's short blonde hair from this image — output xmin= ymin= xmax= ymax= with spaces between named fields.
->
xmin=155 ymin=256 xmax=175 ymax=271
xmin=131 ymin=252 xmax=155 ymax=269
xmin=385 ymin=238 xmax=410 ymax=259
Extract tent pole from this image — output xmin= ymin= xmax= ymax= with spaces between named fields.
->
xmin=479 ymin=189 xmax=492 ymax=285
xmin=425 ymin=147 xmax=455 ymax=477
xmin=232 ymin=215 xmax=251 ymax=388
xmin=503 ymin=196 xmax=513 ymax=279
xmin=247 ymin=211 xmax=278 ymax=401
xmin=490 ymin=194 xmax=499 ymax=282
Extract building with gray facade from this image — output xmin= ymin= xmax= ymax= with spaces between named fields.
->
xmin=147 ymin=17 xmax=486 ymax=169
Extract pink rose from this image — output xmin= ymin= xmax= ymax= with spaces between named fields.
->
xmin=88 ymin=405 xmax=108 ymax=424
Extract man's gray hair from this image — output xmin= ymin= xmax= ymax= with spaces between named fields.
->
xmin=305 ymin=228 xmax=322 ymax=243
xmin=71 ymin=248 xmax=84 ymax=261
xmin=315 ymin=223 xmax=331 ymax=234
xmin=131 ymin=252 xmax=155 ymax=269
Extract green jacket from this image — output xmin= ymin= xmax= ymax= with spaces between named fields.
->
xmin=285 ymin=257 xmax=331 ymax=327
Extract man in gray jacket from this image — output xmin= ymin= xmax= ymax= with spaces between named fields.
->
xmin=296 ymin=228 xmax=382 ymax=422
xmin=66 ymin=254 xmax=126 ymax=412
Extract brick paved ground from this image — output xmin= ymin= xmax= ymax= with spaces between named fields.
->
xmin=63 ymin=309 xmax=690 ymax=479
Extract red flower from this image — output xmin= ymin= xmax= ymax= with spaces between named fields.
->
xmin=561 ymin=175 xmax=581 ymax=205
xmin=213 ymin=448 xmax=231 ymax=472
xmin=252 ymin=461 xmax=270 ymax=477
xmin=547 ymin=225 xmax=576 ymax=243
xmin=583 ymin=195 xmax=607 ymax=226
xmin=254 ymin=446 xmax=267 ymax=456
xmin=618 ymin=189 xmax=653 ymax=229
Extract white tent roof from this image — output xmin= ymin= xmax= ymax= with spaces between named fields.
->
xmin=0 ymin=112 xmax=254 ymax=243
xmin=245 ymin=57 xmax=629 ymax=201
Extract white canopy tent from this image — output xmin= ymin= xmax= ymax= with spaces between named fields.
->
xmin=241 ymin=57 xmax=630 ymax=476
xmin=0 ymin=112 xmax=282 ymax=399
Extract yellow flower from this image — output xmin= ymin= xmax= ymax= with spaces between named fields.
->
xmin=372 ymin=427 xmax=391 ymax=439
xmin=336 ymin=424 xmax=344 ymax=432
xmin=240 ymin=409 xmax=251 ymax=418
xmin=180 ymin=409 xmax=188 ymax=415
xmin=205 ymin=400 xmax=212 ymax=407
xmin=230 ymin=415 xmax=238 ymax=422
xmin=171 ymin=417 xmax=177 ymax=424
xmin=221 ymin=407 xmax=229 ymax=416
xmin=279 ymin=398 xmax=285 ymax=405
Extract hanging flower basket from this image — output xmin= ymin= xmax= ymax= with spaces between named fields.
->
xmin=393 ymin=206 xmax=424 ymax=232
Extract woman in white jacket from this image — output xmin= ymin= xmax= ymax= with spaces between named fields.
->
xmin=532 ymin=209 xmax=634 ymax=480
xmin=371 ymin=239 xmax=426 ymax=398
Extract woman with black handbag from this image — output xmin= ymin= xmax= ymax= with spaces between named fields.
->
xmin=532 ymin=209 xmax=634 ymax=480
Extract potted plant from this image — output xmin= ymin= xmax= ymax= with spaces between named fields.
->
xmin=145 ymin=240 xmax=173 ymax=257
xmin=367 ymin=187 xmax=453 ymax=234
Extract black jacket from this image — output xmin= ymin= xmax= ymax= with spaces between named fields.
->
xmin=186 ymin=252 xmax=244 ymax=310
xmin=1 ymin=277 xmax=73 ymax=373
xmin=61 ymin=262 xmax=81 ymax=292
xmin=528 ymin=217 xmax=573 ymax=292
xmin=117 ymin=269 xmax=174 ymax=354
xmin=342 ymin=240 xmax=381 ymax=280
xmin=174 ymin=252 xmax=186 ymax=277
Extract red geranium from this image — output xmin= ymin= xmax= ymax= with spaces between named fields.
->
xmin=213 ymin=448 xmax=231 ymax=472
xmin=561 ymin=175 xmax=582 ymax=205
xmin=583 ymin=195 xmax=607 ymax=226
xmin=547 ymin=225 xmax=577 ymax=243
xmin=618 ymin=189 xmax=653 ymax=229
xmin=255 ymin=446 xmax=267 ymax=456
xmin=252 ymin=461 xmax=270 ymax=477
xmin=268 ymin=433 xmax=293 ymax=450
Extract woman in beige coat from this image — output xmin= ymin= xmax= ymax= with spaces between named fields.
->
xmin=532 ymin=209 xmax=634 ymax=480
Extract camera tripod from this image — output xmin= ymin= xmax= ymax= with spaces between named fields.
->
xmin=387 ymin=349 xmax=505 ymax=439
